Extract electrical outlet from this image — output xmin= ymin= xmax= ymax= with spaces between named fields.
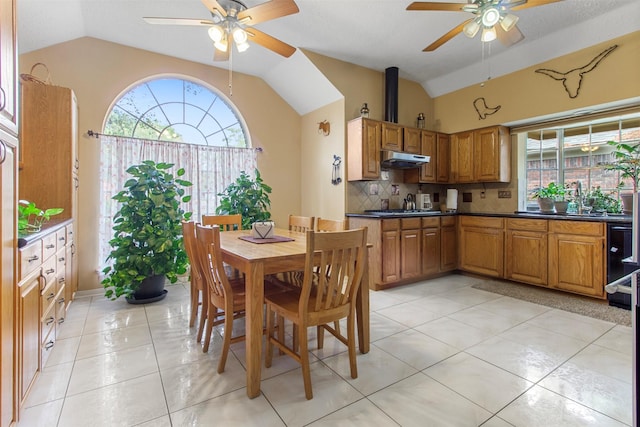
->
xmin=498 ymin=190 xmax=512 ymax=198
xmin=480 ymin=191 xmax=486 ymax=199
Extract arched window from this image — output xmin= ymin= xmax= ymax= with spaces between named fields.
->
xmin=104 ymin=77 xmax=249 ymax=147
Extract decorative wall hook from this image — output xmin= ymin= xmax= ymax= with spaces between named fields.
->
xmin=332 ymin=155 xmax=342 ymax=185
xmin=318 ymin=120 xmax=330 ymax=136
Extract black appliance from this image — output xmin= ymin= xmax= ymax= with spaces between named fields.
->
xmin=607 ymin=223 xmax=633 ymax=309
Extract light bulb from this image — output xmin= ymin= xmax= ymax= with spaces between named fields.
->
xmin=208 ymin=25 xmax=225 ymax=43
xmin=232 ymin=27 xmax=248 ymax=44
xmin=481 ymin=7 xmax=500 ymax=27
xmin=500 ymin=13 xmax=519 ymax=32
xmin=463 ymin=19 xmax=481 ymax=38
xmin=481 ymin=26 xmax=497 ymax=42
xmin=236 ymin=41 xmax=250 ymax=52
xmin=214 ymin=39 xmax=228 ymax=52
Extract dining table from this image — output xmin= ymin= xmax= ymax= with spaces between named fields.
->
xmin=218 ymin=227 xmax=370 ymax=398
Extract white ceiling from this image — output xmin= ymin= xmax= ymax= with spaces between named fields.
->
xmin=17 ymin=0 xmax=640 ymax=115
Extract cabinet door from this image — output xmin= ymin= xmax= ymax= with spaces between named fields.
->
xmin=460 ymin=225 xmax=504 ymax=277
xmin=0 ymin=0 xmax=17 ymax=135
xmin=505 ymin=229 xmax=548 ymax=286
xmin=381 ymin=122 xmax=402 ymax=151
xmin=451 ymin=130 xmax=473 ymax=183
xmin=421 ymin=227 xmax=440 ymax=276
xmin=548 ymin=233 xmax=604 ymax=297
xmin=0 ymin=134 xmax=16 ymax=427
xmin=347 ymin=118 xmax=380 ymax=181
xmin=474 ymin=126 xmax=511 ymax=183
xmin=401 ymin=228 xmax=421 ymax=279
xmin=419 ymin=130 xmax=436 ymax=182
xmin=436 ymin=133 xmax=450 ymax=183
xmin=381 ymin=229 xmax=400 ymax=283
xmin=403 ymin=127 xmax=421 ymax=154
xmin=19 ymin=269 xmax=41 ymax=404
xmin=440 ymin=226 xmax=457 ymax=271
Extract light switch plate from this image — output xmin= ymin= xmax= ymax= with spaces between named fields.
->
xmin=498 ymin=190 xmax=512 ymax=198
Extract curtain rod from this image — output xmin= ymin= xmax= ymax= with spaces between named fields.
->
xmin=86 ymin=130 xmax=263 ymax=151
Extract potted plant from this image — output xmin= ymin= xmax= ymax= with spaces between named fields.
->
xmin=532 ymin=182 xmax=566 ymax=213
xmin=102 ymin=161 xmax=192 ymax=303
xmin=599 ymin=140 xmax=640 ymax=214
xmin=585 ymin=186 xmax=623 ymax=214
xmin=17 ymin=200 xmax=64 ymax=237
xmin=216 ymin=169 xmax=272 ymax=230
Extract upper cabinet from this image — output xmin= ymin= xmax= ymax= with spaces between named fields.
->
xmin=402 ymin=127 xmax=421 ymax=154
xmin=380 ymin=122 xmax=402 ymax=151
xmin=0 ymin=0 xmax=17 ymax=136
xmin=450 ymin=125 xmax=510 ymax=183
xmin=348 ymin=117 xmax=381 ymax=181
xmin=405 ymin=130 xmax=450 ymax=184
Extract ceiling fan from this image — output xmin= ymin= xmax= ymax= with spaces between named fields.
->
xmin=407 ymin=0 xmax=562 ymax=52
xmin=144 ymin=0 xmax=299 ymax=61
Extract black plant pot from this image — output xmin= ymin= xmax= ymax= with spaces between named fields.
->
xmin=126 ymin=274 xmax=168 ymax=304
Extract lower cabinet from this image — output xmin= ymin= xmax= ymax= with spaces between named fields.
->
xmin=400 ymin=218 xmax=421 ymax=280
xmin=440 ymin=216 xmax=457 ymax=272
xmin=505 ymin=218 xmax=548 ymax=286
xmin=381 ymin=220 xmax=400 ymax=283
xmin=18 ymin=268 xmax=40 ymax=405
xmin=459 ymin=216 xmax=504 ymax=277
xmin=421 ymin=218 xmax=440 ymax=276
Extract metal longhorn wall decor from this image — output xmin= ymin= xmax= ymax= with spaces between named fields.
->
xmin=473 ymin=97 xmax=501 ymax=120
xmin=535 ymin=45 xmax=618 ymax=99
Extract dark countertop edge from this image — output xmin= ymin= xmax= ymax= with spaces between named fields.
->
xmin=346 ymin=211 xmax=632 ymax=223
xmin=18 ymin=218 xmax=73 ymax=248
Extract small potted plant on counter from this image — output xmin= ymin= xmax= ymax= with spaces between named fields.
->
xmin=17 ymin=200 xmax=64 ymax=237
xmin=532 ymin=182 xmax=568 ymax=213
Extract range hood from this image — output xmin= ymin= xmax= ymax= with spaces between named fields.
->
xmin=381 ymin=151 xmax=430 ymax=169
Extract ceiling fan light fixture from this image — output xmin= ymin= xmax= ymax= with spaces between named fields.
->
xmin=208 ymin=25 xmax=225 ymax=43
xmin=236 ymin=40 xmax=250 ymax=52
xmin=463 ymin=19 xmax=481 ymax=38
xmin=481 ymin=26 xmax=497 ymax=42
xmin=481 ymin=7 xmax=501 ymax=27
xmin=499 ymin=13 xmax=519 ymax=32
xmin=232 ymin=27 xmax=248 ymax=44
xmin=214 ymin=37 xmax=228 ymax=52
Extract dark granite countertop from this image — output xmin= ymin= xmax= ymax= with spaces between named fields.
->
xmin=346 ymin=210 xmax=632 ymax=223
xmin=17 ymin=218 xmax=73 ymax=248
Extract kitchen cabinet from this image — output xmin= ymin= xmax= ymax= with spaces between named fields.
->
xmin=400 ymin=218 xmax=421 ymax=279
xmin=459 ymin=216 xmax=504 ymax=277
xmin=505 ymin=218 xmax=548 ymax=286
xmin=381 ymin=219 xmax=401 ymax=283
xmin=402 ymin=127 xmax=421 ymax=154
xmin=381 ymin=122 xmax=402 ymax=151
xmin=404 ymin=130 xmax=436 ymax=183
xmin=0 ymin=130 xmax=16 ymax=427
xmin=436 ymin=133 xmax=450 ymax=182
xmin=421 ymin=217 xmax=440 ymax=276
xmin=20 ymin=82 xmax=79 ymax=220
xmin=450 ymin=126 xmax=510 ymax=183
xmin=440 ymin=216 xmax=457 ymax=272
xmin=347 ymin=117 xmax=380 ymax=181
xmin=548 ymin=220 xmax=605 ymax=298
xmin=0 ymin=0 xmax=18 ymax=136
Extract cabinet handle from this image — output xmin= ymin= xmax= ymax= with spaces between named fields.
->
xmin=0 ymin=140 xmax=5 ymax=165
xmin=59 ymin=256 xmax=65 ymax=262
xmin=58 ymin=317 xmax=65 ymax=325
xmin=46 ymin=292 xmax=55 ymax=301
xmin=58 ymin=297 xmax=65 ymax=305
xmin=45 ymin=244 xmax=55 ymax=249
xmin=75 ymin=158 xmax=79 ymax=170
xmin=74 ymin=176 xmax=79 ymax=189
xmin=0 ymin=87 xmax=5 ymax=112
xmin=45 ymin=268 xmax=55 ymax=275
xmin=71 ymin=243 xmax=76 ymax=255
xmin=28 ymin=255 xmax=40 ymax=262
xmin=58 ymin=277 xmax=65 ymax=284
xmin=59 ymin=236 xmax=66 ymax=241
xmin=44 ymin=340 xmax=54 ymax=350
xmin=45 ymin=316 xmax=55 ymax=325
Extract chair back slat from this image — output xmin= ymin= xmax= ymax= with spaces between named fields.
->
xmin=195 ymin=224 xmax=234 ymax=308
xmin=289 ymin=215 xmax=315 ymax=233
xmin=316 ymin=218 xmax=345 ymax=232
xmin=202 ymin=214 xmax=242 ymax=231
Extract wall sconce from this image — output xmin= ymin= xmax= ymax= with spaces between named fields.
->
xmin=318 ymin=120 xmax=330 ymax=136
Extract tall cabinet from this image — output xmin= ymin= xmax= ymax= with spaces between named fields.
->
xmin=0 ymin=0 xmax=18 ymax=425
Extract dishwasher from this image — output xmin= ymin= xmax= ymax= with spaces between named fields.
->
xmin=607 ymin=223 xmax=633 ymax=309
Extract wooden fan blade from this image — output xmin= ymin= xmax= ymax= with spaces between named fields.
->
xmin=246 ymin=27 xmax=296 ymax=57
xmin=496 ymin=24 xmax=524 ymax=47
xmin=424 ymin=19 xmax=471 ymax=52
xmin=510 ymin=0 xmax=562 ymax=11
xmin=238 ymin=0 xmax=299 ymax=25
xmin=143 ymin=17 xmax=215 ymax=26
xmin=407 ymin=2 xmax=468 ymax=12
xmin=201 ymin=0 xmax=227 ymax=18
xmin=213 ymin=47 xmax=230 ymax=62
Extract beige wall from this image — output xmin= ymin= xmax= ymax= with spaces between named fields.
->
xmin=19 ymin=37 xmax=302 ymax=292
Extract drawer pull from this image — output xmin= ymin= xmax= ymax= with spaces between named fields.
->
xmin=28 ymin=255 xmax=39 ymax=262
xmin=44 ymin=340 xmax=54 ymax=350
xmin=59 ymin=256 xmax=65 ymax=262
xmin=45 ymin=244 xmax=55 ymax=249
xmin=58 ymin=277 xmax=65 ymax=284
xmin=58 ymin=297 xmax=65 ymax=305
xmin=46 ymin=292 xmax=55 ymax=301
xmin=45 ymin=268 xmax=55 ymax=275
xmin=45 ymin=316 xmax=55 ymax=326
xmin=59 ymin=236 xmax=66 ymax=241
xmin=58 ymin=317 xmax=65 ymax=325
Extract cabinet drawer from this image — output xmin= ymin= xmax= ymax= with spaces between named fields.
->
xmin=66 ymin=223 xmax=74 ymax=243
xmin=41 ymin=323 xmax=56 ymax=368
xmin=440 ymin=216 xmax=456 ymax=227
xmin=42 ymin=233 xmax=57 ymax=260
xmin=382 ymin=219 xmax=400 ymax=231
xmin=56 ymin=228 xmax=67 ymax=247
xmin=56 ymin=286 xmax=67 ymax=329
xmin=56 ymin=249 xmax=67 ymax=293
xmin=549 ymin=220 xmax=603 ymax=236
xmin=19 ymin=240 xmax=42 ymax=280
xmin=41 ymin=256 xmax=57 ymax=288
xmin=41 ymin=280 xmax=57 ymax=316
xmin=460 ymin=216 xmax=504 ymax=229
xmin=41 ymin=303 xmax=56 ymax=346
xmin=507 ymin=218 xmax=547 ymax=232
xmin=401 ymin=218 xmax=421 ymax=229
xmin=422 ymin=217 xmax=439 ymax=228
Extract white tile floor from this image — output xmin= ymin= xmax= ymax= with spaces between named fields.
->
xmin=18 ymin=274 xmax=634 ymax=427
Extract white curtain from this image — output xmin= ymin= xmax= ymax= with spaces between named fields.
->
xmin=98 ymin=135 xmax=258 ymax=267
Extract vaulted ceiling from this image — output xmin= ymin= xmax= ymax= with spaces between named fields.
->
xmin=17 ymin=0 xmax=640 ymax=114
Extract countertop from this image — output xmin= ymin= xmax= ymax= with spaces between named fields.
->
xmin=17 ymin=218 xmax=73 ymax=248
xmin=346 ymin=211 xmax=632 ymax=223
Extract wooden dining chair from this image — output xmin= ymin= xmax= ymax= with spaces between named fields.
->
xmin=289 ymin=215 xmax=315 ymax=233
xmin=182 ymin=221 xmax=208 ymax=343
xmin=202 ymin=214 xmax=242 ymax=231
xmin=316 ymin=217 xmax=345 ymax=232
xmin=265 ymin=228 xmax=368 ymax=399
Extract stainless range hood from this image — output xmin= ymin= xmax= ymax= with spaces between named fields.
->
xmin=381 ymin=151 xmax=430 ymax=169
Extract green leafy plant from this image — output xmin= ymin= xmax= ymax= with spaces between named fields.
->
xmin=17 ymin=200 xmax=64 ymax=236
xmin=532 ymin=182 xmax=569 ymax=200
xmin=599 ymin=140 xmax=640 ymax=192
xmin=216 ymin=169 xmax=272 ymax=230
xmin=101 ymin=161 xmax=193 ymax=301
xmin=585 ymin=185 xmax=623 ymax=213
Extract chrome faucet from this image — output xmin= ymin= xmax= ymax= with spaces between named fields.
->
xmin=573 ymin=181 xmax=583 ymax=214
